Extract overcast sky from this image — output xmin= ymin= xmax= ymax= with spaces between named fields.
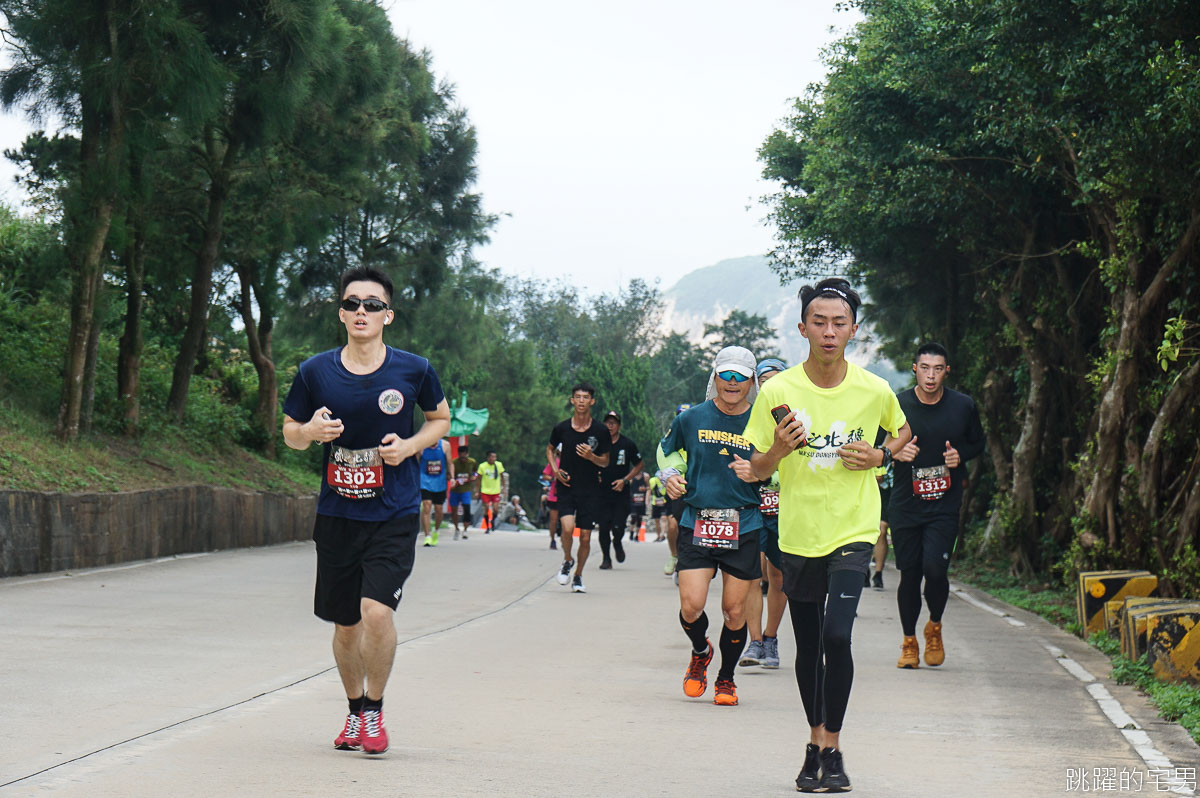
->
xmin=0 ymin=1 xmax=858 ymax=294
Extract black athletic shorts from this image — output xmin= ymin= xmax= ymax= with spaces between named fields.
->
xmin=677 ymin=526 xmax=763 ymax=581
xmin=597 ymin=494 xmax=631 ymax=530
xmin=667 ymin=496 xmax=685 ymax=522
xmin=312 ymin=513 xmax=419 ymax=626
xmin=760 ymin=517 xmax=782 ymax=570
xmin=781 ymin=541 xmax=873 ymax=604
xmin=891 ymin=515 xmax=958 ymax=571
xmin=556 ymin=485 xmax=600 ymax=530
xmin=420 ymin=489 xmax=447 ymax=504
xmin=651 ymin=504 xmax=666 ymax=519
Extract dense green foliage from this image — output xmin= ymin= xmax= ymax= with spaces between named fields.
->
xmin=761 ymin=0 xmax=1200 ymax=590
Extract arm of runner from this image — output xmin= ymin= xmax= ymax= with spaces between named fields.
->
xmin=745 ymin=412 xmax=804 ymax=480
xmin=547 ymin=443 xmax=569 ymax=486
xmin=380 ymin=398 xmax=450 ymax=466
xmin=444 ymin=440 xmax=455 ymax=487
xmin=729 ymin=454 xmax=759 ymax=483
xmin=282 ymin=407 xmax=343 ymax=450
xmin=841 ymin=421 xmax=913 ymax=470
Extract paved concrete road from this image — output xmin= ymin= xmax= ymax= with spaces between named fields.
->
xmin=2 ymin=530 xmax=1197 ymax=796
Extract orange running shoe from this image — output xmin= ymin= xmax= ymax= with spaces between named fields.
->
xmin=713 ymin=678 xmax=738 ymax=706
xmin=682 ymin=641 xmax=713 ymax=697
xmin=897 ymin=635 xmax=920 ymax=669
xmin=924 ymin=620 xmax=945 ymax=666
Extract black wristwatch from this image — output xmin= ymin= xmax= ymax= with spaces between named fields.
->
xmin=876 ymin=445 xmax=893 ymax=468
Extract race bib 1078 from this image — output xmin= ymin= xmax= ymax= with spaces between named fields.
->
xmin=694 ymin=508 xmax=739 ymax=550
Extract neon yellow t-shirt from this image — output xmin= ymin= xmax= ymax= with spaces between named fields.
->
xmin=477 ymin=461 xmax=505 ymax=494
xmin=743 ymin=362 xmax=905 ymax=557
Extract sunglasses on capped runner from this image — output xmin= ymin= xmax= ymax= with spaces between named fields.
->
xmin=716 ymin=370 xmax=751 ymax=383
xmin=340 ymin=297 xmax=390 ymax=313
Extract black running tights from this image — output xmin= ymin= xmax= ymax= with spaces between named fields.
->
xmin=897 ymin=557 xmax=950 ymax=637
xmin=789 ymin=569 xmax=863 ymax=734
xmin=598 ymin=519 xmax=625 ymax=560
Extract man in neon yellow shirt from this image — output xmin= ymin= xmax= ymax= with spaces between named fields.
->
xmin=476 ymin=451 xmax=507 ymax=533
xmin=743 ymin=278 xmax=911 ymax=794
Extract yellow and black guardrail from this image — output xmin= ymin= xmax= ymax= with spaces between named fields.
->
xmin=1076 ymin=570 xmax=1158 ymax=638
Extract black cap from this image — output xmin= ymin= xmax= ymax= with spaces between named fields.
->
xmin=604 ymin=411 xmax=621 ymax=422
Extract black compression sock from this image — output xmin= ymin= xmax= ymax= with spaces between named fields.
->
xmin=680 ymin=610 xmax=710 ymax=653
xmin=348 ymin=695 xmax=365 ymax=715
xmin=363 ymin=696 xmax=383 ymax=713
xmin=718 ymin=623 xmax=747 ymax=680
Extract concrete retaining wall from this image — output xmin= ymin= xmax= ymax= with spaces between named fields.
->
xmin=0 ymin=487 xmax=317 ymax=577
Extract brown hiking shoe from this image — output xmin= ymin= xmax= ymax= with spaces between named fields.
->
xmin=924 ymin=621 xmax=945 ymax=666
xmin=897 ymin=635 xmax=920 ymax=669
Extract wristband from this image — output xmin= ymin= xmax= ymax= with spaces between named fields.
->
xmin=876 ymin=446 xmax=893 ymax=468
xmin=661 ymin=468 xmax=682 ymax=481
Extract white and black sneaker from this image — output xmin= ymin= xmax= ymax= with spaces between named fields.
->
xmin=556 ymin=559 xmax=574 ymax=585
xmin=571 ymin=574 xmax=586 ymax=593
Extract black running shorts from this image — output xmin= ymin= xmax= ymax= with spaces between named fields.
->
xmin=760 ymin=517 xmax=783 ymax=571
xmin=651 ymin=505 xmax=666 ymax=519
xmin=556 ymin=485 xmax=600 ymax=530
xmin=890 ymin=515 xmax=958 ymax=572
xmin=781 ymin=542 xmax=873 ymax=604
xmin=668 ymin=496 xmax=685 ymax=522
xmin=420 ymin=489 xmax=447 ymax=504
xmin=312 ymin=513 xmax=419 ymax=625
xmin=677 ymin=526 xmax=763 ymax=581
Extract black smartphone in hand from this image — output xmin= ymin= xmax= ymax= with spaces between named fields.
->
xmin=771 ymin=404 xmax=791 ymax=425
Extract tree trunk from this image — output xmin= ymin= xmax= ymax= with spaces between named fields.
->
xmin=117 ymin=217 xmax=146 ymax=435
xmin=995 ymin=260 xmax=1051 ymax=565
xmin=57 ymin=100 xmax=122 ymax=441
xmin=1082 ymin=210 xmax=1200 ymax=545
xmin=80 ymin=290 xmax=104 ymax=435
xmin=167 ymin=135 xmax=236 ymax=421
xmin=234 ymin=261 xmax=278 ymax=458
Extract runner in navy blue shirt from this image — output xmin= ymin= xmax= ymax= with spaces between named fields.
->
xmin=283 ymin=266 xmax=450 ymax=756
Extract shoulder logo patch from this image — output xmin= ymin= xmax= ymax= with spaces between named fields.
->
xmin=378 ymin=389 xmax=404 ymax=415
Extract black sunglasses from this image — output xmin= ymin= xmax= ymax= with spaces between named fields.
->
xmin=341 ymin=297 xmax=389 ymax=313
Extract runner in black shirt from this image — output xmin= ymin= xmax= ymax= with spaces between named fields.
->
xmin=889 ymin=342 xmax=985 ymax=669
xmin=547 ymin=382 xmax=611 ymax=593
xmin=597 ymin=410 xmax=644 ymax=569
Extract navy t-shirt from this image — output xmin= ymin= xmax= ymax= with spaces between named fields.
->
xmin=660 ymin=400 xmax=763 ymax=535
xmin=283 ymin=346 xmax=445 ymax=521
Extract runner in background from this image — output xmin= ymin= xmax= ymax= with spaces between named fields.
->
xmin=648 ymin=471 xmax=669 ymax=541
xmin=872 ymin=460 xmax=892 ymax=589
xmin=660 ymin=403 xmax=691 ymax=577
xmin=418 ymin=438 xmax=452 ymax=547
xmin=449 ymin=445 xmax=477 ymax=540
xmin=627 ymin=470 xmax=649 ymax=543
xmin=476 ymin=451 xmax=507 ymax=533
xmin=597 ymin=410 xmax=643 ymax=570
xmin=541 ymin=452 xmax=561 ymax=549
xmin=740 ymin=357 xmax=788 ymax=670
xmin=548 ymin=383 xmax=611 ymax=593
xmin=889 ymin=342 xmax=985 ymax=668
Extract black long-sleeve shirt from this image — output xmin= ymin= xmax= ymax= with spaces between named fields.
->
xmin=888 ymin=387 xmax=986 ymax=525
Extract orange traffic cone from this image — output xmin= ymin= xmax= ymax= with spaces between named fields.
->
xmin=638 ymin=520 xmax=646 ymax=542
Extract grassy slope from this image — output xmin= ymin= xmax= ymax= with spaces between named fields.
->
xmin=0 ymin=399 xmax=318 ymax=495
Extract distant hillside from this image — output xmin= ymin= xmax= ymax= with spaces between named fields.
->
xmin=662 ymin=256 xmax=907 ymax=388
